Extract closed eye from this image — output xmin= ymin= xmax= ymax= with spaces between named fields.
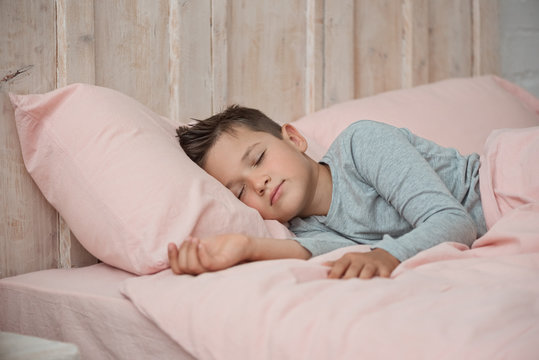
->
xmin=254 ymin=150 xmax=265 ymax=166
xmin=237 ymin=150 xmax=265 ymax=200
xmin=237 ymin=185 xmax=245 ymax=200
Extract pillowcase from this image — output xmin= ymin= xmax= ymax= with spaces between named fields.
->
xmin=292 ymin=76 xmax=539 ymax=155
xmin=10 ymin=84 xmax=292 ymax=275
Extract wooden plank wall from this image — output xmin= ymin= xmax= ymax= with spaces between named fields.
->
xmin=0 ymin=0 xmax=499 ymax=278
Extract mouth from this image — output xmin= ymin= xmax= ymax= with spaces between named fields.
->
xmin=270 ymin=181 xmax=284 ymax=206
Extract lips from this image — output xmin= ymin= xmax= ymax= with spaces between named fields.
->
xmin=270 ymin=181 xmax=284 ymax=206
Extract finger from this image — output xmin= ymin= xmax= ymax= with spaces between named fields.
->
xmin=168 ymin=243 xmax=182 ymax=274
xmin=378 ymin=267 xmax=392 ymax=278
xmin=183 ymin=237 xmax=201 ymax=274
xmin=186 ymin=238 xmax=207 ymax=274
xmin=197 ymin=241 xmax=215 ymax=270
xmin=359 ymin=264 xmax=377 ymax=279
xmin=327 ymin=258 xmax=350 ymax=279
xmin=184 ymin=237 xmax=197 ymax=271
xmin=342 ymin=263 xmax=363 ymax=279
xmin=322 ymin=261 xmax=335 ymax=267
xmin=178 ymin=237 xmax=191 ymax=273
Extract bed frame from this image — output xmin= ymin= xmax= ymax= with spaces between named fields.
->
xmin=0 ymin=0 xmax=499 ymax=278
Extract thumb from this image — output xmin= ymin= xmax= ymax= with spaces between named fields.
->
xmin=197 ymin=241 xmax=214 ymax=270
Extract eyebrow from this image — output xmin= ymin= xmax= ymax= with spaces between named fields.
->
xmin=224 ymin=142 xmax=260 ymax=189
xmin=241 ymin=142 xmax=260 ymax=162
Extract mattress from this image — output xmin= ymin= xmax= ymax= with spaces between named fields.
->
xmin=0 ymin=263 xmax=194 ymax=360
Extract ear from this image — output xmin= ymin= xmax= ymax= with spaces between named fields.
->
xmin=281 ymin=124 xmax=308 ymax=153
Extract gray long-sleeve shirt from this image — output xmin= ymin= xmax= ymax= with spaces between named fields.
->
xmin=289 ymin=120 xmax=487 ymax=262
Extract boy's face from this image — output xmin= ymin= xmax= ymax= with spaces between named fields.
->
xmin=203 ymin=124 xmax=318 ymax=223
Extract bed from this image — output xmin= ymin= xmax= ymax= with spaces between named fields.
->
xmin=0 ymin=263 xmax=194 ymax=360
xmin=2 ymin=1 xmax=539 ymax=359
xmin=1 ymin=75 xmax=539 ymax=360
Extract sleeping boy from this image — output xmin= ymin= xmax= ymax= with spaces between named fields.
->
xmin=168 ymin=105 xmax=487 ymax=279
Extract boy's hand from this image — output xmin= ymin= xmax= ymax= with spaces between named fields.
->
xmin=325 ymin=248 xmax=400 ymax=279
xmin=168 ymin=234 xmax=251 ymax=275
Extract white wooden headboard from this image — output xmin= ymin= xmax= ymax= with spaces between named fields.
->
xmin=0 ymin=0 xmax=499 ymax=278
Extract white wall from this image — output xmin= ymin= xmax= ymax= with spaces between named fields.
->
xmin=500 ymin=0 xmax=539 ymax=97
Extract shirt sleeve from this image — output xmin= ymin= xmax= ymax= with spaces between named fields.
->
xmin=290 ymin=217 xmax=358 ymax=257
xmin=346 ymin=121 xmax=477 ymax=261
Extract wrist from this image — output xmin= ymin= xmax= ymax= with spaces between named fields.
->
xmin=245 ymin=235 xmax=259 ymax=261
xmin=372 ymin=247 xmax=400 ymax=263
xmin=246 ymin=236 xmax=274 ymax=261
xmin=247 ymin=236 xmax=311 ymax=261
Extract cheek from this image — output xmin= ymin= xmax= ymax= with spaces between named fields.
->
xmin=243 ymin=195 xmax=274 ymax=219
xmin=242 ymin=193 xmax=263 ymax=212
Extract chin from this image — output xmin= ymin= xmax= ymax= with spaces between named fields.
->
xmin=277 ymin=213 xmax=296 ymax=224
xmin=263 ymin=213 xmax=290 ymax=224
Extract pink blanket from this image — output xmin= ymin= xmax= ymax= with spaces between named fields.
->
xmin=122 ymin=128 xmax=539 ymax=360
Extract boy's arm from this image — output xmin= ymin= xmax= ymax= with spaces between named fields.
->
xmin=347 ymin=121 xmax=478 ymax=261
xmin=168 ymin=234 xmax=311 ymax=275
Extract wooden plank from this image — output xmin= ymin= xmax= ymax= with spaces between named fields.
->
xmin=0 ymin=0 xmax=58 ymax=278
xmin=94 ymin=0 xmax=170 ymax=116
xmin=170 ymin=0 xmax=212 ymax=123
xmin=323 ymin=0 xmax=355 ymax=107
xmin=56 ymin=0 xmax=98 ymax=268
xmin=304 ymin=0 xmax=324 ymax=113
xmin=355 ymin=0 xmax=404 ymax=97
xmin=472 ymin=0 xmax=500 ymax=76
xmin=56 ymin=0 xmax=96 ymax=86
xmin=428 ymin=0 xmax=473 ymax=81
xmin=311 ymin=0 xmax=324 ymax=112
xmin=211 ymin=0 xmax=229 ymax=114
xmin=224 ymin=0 xmax=307 ymax=124
xmin=401 ymin=0 xmax=429 ymax=88
xmin=55 ymin=0 xmax=73 ymax=266
xmin=168 ymin=0 xmax=182 ymax=122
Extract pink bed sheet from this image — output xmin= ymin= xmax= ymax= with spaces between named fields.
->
xmin=122 ymin=127 xmax=539 ymax=360
xmin=0 ymin=263 xmax=194 ymax=360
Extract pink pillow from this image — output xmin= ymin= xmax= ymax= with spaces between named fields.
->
xmin=292 ymin=76 xmax=539 ymax=155
xmin=10 ymin=84 xmax=292 ymax=275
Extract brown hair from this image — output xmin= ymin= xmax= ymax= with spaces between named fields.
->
xmin=176 ymin=105 xmax=282 ymax=167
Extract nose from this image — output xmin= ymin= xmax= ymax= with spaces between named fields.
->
xmin=253 ymin=174 xmax=270 ymax=196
